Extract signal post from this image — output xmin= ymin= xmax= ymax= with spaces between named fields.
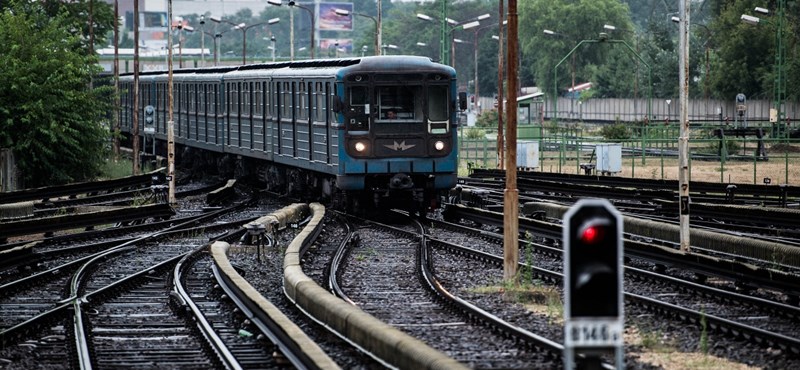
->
xmin=563 ymin=199 xmax=624 ymax=369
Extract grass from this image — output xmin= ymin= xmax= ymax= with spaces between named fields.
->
xmin=100 ymin=158 xmax=134 ymax=180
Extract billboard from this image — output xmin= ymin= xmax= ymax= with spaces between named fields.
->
xmin=320 ymin=39 xmax=354 ymax=55
xmin=318 ymin=3 xmax=353 ymax=31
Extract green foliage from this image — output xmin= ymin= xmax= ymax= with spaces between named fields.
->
xmin=475 ymin=109 xmax=499 ymax=128
xmin=600 ymin=122 xmax=632 ymax=141
xmin=463 ymin=127 xmax=486 ymax=140
xmin=520 ymin=0 xmax=634 ymax=99
xmin=0 ymin=1 xmax=113 ymax=188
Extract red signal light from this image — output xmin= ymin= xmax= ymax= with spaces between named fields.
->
xmin=580 ymin=225 xmax=605 ymax=244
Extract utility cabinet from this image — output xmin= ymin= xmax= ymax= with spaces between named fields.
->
xmin=596 ymin=144 xmax=621 ymax=175
xmin=517 ymin=141 xmax=539 ymax=169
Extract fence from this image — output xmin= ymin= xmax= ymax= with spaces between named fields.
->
xmin=458 ymin=122 xmax=800 ymax=186
xmin=475 ymin=96 xmax=800 ymax=124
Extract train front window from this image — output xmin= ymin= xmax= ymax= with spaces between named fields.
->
xmin=376 ymin=86 xmax=421 ymax=122
xmin=347 ymin=86 xmax=369 ymax=131
xmin=427 ymin=85 xmax=449 ymax=134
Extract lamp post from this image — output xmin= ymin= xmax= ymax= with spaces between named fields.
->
xmin=544 ymin=29 xmax=579 ymax=118
xmin=203 ymin=31 xmax=218 ymax=65
xmin=671 ymin=17 xmax=712 ymax=102
xmin=553 ymin=34 xmax=652 ymax=128
xmin=417 ymin=11 xmax=489 ymax=66
xmin=270 ymin=36 xmax=277 ymax=61
xmin=742 ymin=1 xmax=788 ymax=184
xmin=742 ymin=2 xmax=786 ymax=133
xmin=471 ymin=22 xmax=500 ymax=114
xmin=175 ymin=23 xmax=194 ymax=69
xmin=199 ymin=15 xmax=206 ymax=66
xmin=268 ymin=0 xmax=315 ymax=59
xmin=335 ymin=8 xmax=381 ymax=56
xmin=236 ymin=18 xmax=280 ymax=65
xmin=381 ymin=44 xmax=399 ymax=55
xmin=210 ymin=16 xmax=239 ymax=63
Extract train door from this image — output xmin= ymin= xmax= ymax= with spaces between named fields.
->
xmin=329 ymin=81 xmax=341 ymax=166
xmin=280 ymin=81 xmax=294 ymax=157
xmin=296 ymin=81 xmax=310 ymax=160
xmin=199 ymin=84 xmax=207 ymax=143
xmin=311 ymin=81 xmax=328 ymax=164
xmin=265 ymin=80 xmax=274 ymax=156
xmin=188 ymin=82 xmax=196 ymax=141
xmin=253 ymin=81 xmax=264 ymax=152
xmin=241 ymin=81 xmax=251 ymax=149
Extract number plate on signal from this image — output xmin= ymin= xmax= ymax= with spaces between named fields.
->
xmin=565 ymin=319 xmax=623 ymax=347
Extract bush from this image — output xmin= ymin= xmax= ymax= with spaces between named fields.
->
xmin=600 ymin=123 xmax=631 ymax=141
xmin=464 ymin=127 xmax=486 ymax=139
xmin=475 ymin=110 xmax=499 ymax=128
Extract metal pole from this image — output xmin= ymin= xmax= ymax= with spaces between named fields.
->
xmin=473 ymin=30 xmax=479 ymax=113
xmin=290 ymin=8 xmax=295 ymax=60
xmin=200 ymin=16 xmax=205 ymax=67
xmin=504 ymin=0 xmax=519 ymax=282
xmin=678 ymin=0 xmax=691 ymax=251
xmin=168 ymin=0 xmax=176 ymax=205
xmin=497 ymin=0 xmax=504 ymax=170
xmin=440 ymin=0 xmax=447 ymax=64
xmin=242 ymin=29 xmax=247 ymax=65
xmin=215 ymin=34 xmax=220 ymax=66
xmin=376 ymin=0 xmax=382 ymax=56
xmin=113 ymin=0 xmax=120 ymax=159
xmin=179 ymin=28 xmax=184 ymax=68
xmin=132 ymin=0 xmax=140 ymax=175
xmin=272 ymin=36 xmax=276 ymax=62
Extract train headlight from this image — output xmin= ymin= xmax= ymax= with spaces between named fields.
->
xmin=434 ymin=140 xmax=445 ymax=151
xmin=355 ymin=142 xmax=367 ymax=152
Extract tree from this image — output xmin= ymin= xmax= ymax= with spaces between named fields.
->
xmin=0 ymin=1 xmax=113 ymax=188
xmin=519 ymin=0 xmax=635 ymax=99
xmin=709 ymin=0 xmax=800 ymax=101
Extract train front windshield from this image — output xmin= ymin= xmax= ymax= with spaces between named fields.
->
xmin=345 ymin=82 xmax=450 ymax=133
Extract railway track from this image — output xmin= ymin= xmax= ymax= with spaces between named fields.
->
xmin=1 ymin=181 xmax=324 ymax=368
xmin=425 ymin=213 xmax=800 ymax=360
xmin=329 ymin=213 xmax=561 ymax=368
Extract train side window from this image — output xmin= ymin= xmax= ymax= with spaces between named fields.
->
xmin=314 ymin=82 xmax=324 ymax=121
xmin=282 ymin=82 xmax=291 ymax=117
xmin=255 ymin=82 xmax=262 ymax=116
xmin=211 ymin=84 xmax=217 ymax=116
xmin=328 ymin=83 xmax=338 ymax=125
xmin=189 ymin=84 xmax=196 ymax=113
xmin=297 ymin=82 xmax=308 ymax=120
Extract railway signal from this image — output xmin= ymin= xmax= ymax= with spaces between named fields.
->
xmin=563 ymin=198 xmax=624 ymax=369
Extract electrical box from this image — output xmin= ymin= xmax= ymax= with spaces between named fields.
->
xmin=516 ymin=141 xmax=539 ymax=169
xmin=596 ymin=144 xmax=621 ymax=174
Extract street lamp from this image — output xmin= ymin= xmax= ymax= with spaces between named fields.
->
xmin=603 ymin=23 xmax=642 ymax=102
xmin=468 ymin=22 xmax=500 ymax=114
xmin=199 ymin=15 xmax=206 ymax=66
xmin=417 ymin=11 xmax=489 ymax=66
xmin=335 ymin=8 xmax=380 ymax=56
xmin=742 ymin=1 xmax=786 ymax=131
xmin=268 ymin=0 xmax=315 ymax=59
xmin=174 ymin=23 xmax=194 ymax=69
xmin=381 ymin=44 xmax=399 ymax=55
xmin=235 ymin=18 xmax=280 ymax=65
xmin=203 ymin=31 xmax=218 ymax=65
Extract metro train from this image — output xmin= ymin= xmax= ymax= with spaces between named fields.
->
xmin=119 ymin=56 xmax=463 ymax=212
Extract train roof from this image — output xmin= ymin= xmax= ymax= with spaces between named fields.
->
xmin=120 ymin=56 xmax=448 ymax=76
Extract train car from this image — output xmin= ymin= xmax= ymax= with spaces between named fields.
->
xmin=119 ymin=56 xmax=461 ymax=212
